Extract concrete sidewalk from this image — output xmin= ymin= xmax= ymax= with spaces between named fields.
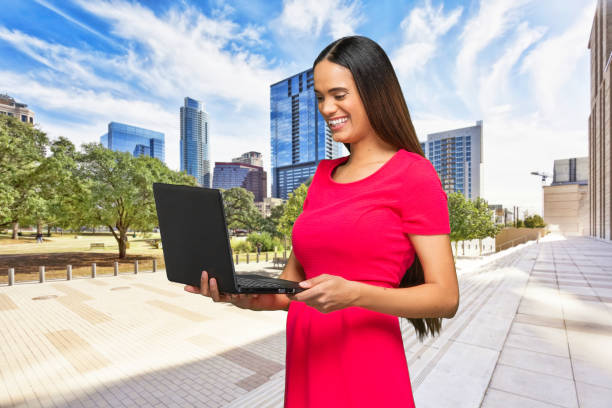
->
xmin=0 ymin=236 xmax=610 ymax=407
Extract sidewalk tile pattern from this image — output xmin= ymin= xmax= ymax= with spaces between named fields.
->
xmin=0 ymin=237 xmax=611 ymax=407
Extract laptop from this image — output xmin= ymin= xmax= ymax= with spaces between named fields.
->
xmin=152 ymin=183 xmax=305 ymax=294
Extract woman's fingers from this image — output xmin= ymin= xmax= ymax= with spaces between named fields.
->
xmin=200 ymin=271 xmax=210 ymax=297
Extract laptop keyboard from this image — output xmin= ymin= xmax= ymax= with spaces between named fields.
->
xmin=237 ymin=277 xmax=285 ymax=288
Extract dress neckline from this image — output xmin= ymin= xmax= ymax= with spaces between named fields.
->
xmin=328 ymin=149 xmax=403 ymax=186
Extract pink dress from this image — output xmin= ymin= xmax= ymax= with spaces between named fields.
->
xmin=285 ymin=149 xmax=450 ymax=408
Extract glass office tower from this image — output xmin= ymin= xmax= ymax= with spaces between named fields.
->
xmin=421 ymin=121 xmax=483 ymax=200
xmin=99 ymin=122 xmax=165 ymax=162
xmin=270 ymin=68 xmax=344 ymax=199
xmin=180 ymin=97 xmax=210 ymax=187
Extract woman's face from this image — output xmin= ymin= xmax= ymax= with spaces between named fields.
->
xmin=314 ymin=59 xmax=375 ymax=145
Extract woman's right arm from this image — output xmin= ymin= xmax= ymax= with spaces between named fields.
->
xmin=185 ymin=249 xmax=306 ymax=312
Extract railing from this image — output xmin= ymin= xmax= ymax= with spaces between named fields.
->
xmin=4 ymin=260 xmax=158 ymax=286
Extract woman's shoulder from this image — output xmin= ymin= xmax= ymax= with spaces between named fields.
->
xmin=396 ymin=149 xmax=432 ymax=171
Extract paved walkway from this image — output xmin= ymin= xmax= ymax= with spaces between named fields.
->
xmin=0 ymin=235 xmax=610 ymax=407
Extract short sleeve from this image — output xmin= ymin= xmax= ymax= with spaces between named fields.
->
xmin=401 ymin=158 xmax=450 ymax=235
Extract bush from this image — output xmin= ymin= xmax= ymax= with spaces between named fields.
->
xmin=230 ymin=238 xmax=253 ymax=253
xmin=247 ymin=232 xmax=276 ymax=251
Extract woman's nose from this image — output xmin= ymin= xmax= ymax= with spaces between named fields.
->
xmin=320 ymin=98 xmax=336 ymax=116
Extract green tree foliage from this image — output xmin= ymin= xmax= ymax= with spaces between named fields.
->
xmin=447 ymin=192 xmax=500 ymax=255
xmin=77 ymin=143 xmax=195 ymax=258
xmin=35 ymin=137 xmax=87 ymax=234
xmin=0 ymin=115 xmax=49 ymax=238
xmin=261 ymin=202 xmax=286 ymax=239
xmin=447 ymin=192 xmax=471 ymax=242
xmin=516 ymin=219 xmax=524 ymax=228
xmin=220 ymin=187 xmax=262 ymax=232
xmin=246 ymin=231 xmax=281 ymax=252
xmin=524 ymin=214 xmax=546 ymax=228
xmin=277 ymin=183 xmax=308 ymax=238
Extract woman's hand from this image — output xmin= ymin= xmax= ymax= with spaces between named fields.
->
xmin=288 ymin=274 xmax=362 ymax=314
xmin=184 ymin=271 xmax=281 ymax=311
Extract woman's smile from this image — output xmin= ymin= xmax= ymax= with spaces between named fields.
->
xmin=328 ymin=116 xmax=349 ymax=131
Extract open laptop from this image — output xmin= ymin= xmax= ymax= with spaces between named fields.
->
xmin=152 ymin=183 xmax=304 ymax=294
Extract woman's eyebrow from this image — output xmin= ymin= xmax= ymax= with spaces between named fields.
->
xmin=314 ymin=87 xmax=349 ymax=94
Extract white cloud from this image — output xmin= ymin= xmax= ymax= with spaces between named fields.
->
xmin=520 ymin=3 xmax=596 ymax=122
xmin=392 ymin=0 xmax=462 ymax=78
xmin=478 ymin=22 xmax=546 ymax=113
xmin=455 ymin=0 xmax=533 ymax=107
xmin=275 ymin=0 xmax=364 ymax=39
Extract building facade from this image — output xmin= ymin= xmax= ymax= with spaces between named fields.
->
xmin=180 ymin=97 xmax=210 ymax=187
xmin=212 ymin=161 xmax=267 ymax=202
xmin=270 ymin=68 xmax=345 ymax=199
xmin=232 ymin=151 xmax=263 ymax=167
xmin=255 ymin=197 xmax=285 ymax=218
xmin=543 ymin=157 xmax=589 ymax=236
xmin=100 ymin=122 xmax=165 ymax=162
xmin=421 ymin=121 xmax=483 ymax=200
xmin=588 ymin=0 xmax=612 ymax=240
xmin=0 ymin=94 xmax=34 ymax=124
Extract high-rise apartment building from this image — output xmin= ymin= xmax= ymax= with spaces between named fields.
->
xmin=588 ymin=0 xmax=612 ymax=240
xmin=0 ymin=93 xmax=34 ymax=124
xmin=212 ymin=161 xmax=267 ymax=202
xmin=180 ymin=97 xmax=210 ymax=187
xmin=270 ymin=68 xmax=345 ymax=199
xmin=421 ymin=121 xmax=483 ymax=200
xmin=100 ymin=122 xmax=165 ymax=162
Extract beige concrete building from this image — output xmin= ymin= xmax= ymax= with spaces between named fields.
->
xmin=589 ymin=0 xmax=612 ymax=241
xmin=543 ymin=158 xmax=589 ymax=236
xmin=255 ymin=197 xmax=284 ymax=218
xmin=0 ymin=93 xmax=34 ymax=124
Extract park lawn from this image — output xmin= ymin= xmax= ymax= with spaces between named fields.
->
xmin=0 ymin=234 xmax=164 ymax=284
xmin=0 ymin=233 xmax=284 ymax=284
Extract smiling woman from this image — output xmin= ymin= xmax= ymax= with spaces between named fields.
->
xmin=187 ymin=35 xmax=458 ymax=408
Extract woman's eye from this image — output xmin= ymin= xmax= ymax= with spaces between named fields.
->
xmin=335 ymin=94 xmax=346 ymax=100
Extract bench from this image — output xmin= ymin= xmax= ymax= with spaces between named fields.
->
xmin=272 ymin=257 xmax=288 ymax=269
xmin=90 ymin=242 xmax=105 ymax=249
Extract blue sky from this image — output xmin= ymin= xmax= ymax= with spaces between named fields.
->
xmin=0 ymin=0 xmax=597 ymax=215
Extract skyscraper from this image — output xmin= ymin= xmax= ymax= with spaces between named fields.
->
xmin=421 ymin=121 xmax=483 ymax=200
xmin=100 ymin=122 xmax=165 ymax=162
xmin=270 ymin=68 xmax=345 ymax=199
xmin=180 ymin=97 xmax=210 ymax=187
xmin=212 ymin=161 xmax=267 ymax=202
xmin=588 ymin=0 xmax=612 ymax=240
xmin=232 ymin=151 xmax=263 ymax=167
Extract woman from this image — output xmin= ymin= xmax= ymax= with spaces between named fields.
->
xmin=185 ymin=36 xmax=459 ymax=407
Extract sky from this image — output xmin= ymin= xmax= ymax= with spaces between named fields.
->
xmin=0 ymin=0 xmax=597 ymax=216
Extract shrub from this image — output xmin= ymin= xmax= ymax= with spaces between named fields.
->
xmin=247 ymin=232 xmax=276 ymax=251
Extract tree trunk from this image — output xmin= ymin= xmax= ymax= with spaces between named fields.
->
xmin=12 ymin=222 xmax=18 ymax=239
xmin=118 ymin=229 xmax=128 ymax=258
xmin=37 ymin=222 xmax=42 ymax=235
xmin=47 ymin=225 xmax=52 ymax=237
xmin=479 ymin=239 xmax=482 ymax=256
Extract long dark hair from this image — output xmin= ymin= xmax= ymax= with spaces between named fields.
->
xmin=314 ymin=36 xmax=442 ymax=341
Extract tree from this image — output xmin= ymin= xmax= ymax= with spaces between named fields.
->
xmin=469 ymin=197 xmax=501 ymax=255
xmin=78 ymin=143 xmax=195 ymax=258
xmin=277 ymin=183 xmax=308 ymax=239
xmin=447 ymin=192 xmax=471 ymax=251
xmin=220 ymin=187 xmax=262 ymax=232
xmin=0 ymin=115 xmax=49 ymax=238
xmin=524 ymin=214 xmax=546 ymax=228
xmin=261 ymin=202 xmax=286 ymax=238
xmin=35 ymin=137 xmax=87 ymax=235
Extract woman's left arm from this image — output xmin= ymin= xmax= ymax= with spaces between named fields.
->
xmin=289 ymin=234 xmax=459 ymax=318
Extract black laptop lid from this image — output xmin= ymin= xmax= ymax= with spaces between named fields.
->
xmin=153 ymin=183 xmax=237 ymax=291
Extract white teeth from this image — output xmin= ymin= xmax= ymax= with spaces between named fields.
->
xmin=329 ymin=118 xmax=347 ymax=125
